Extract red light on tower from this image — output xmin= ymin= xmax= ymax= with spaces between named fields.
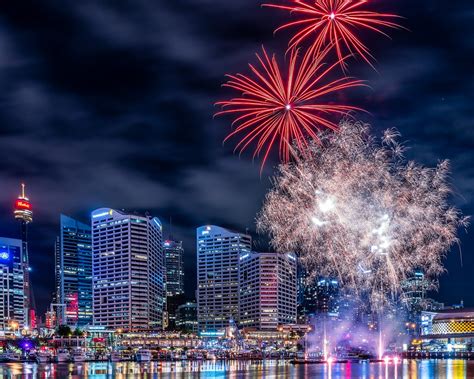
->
xmin=14 ymin=183 xmax=33 ymax=223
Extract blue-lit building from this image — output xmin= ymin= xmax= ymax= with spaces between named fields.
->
xmin=297 ymin=268 xmax=339 ymax=321
xmin=164 ymin=240 xmax=184 ymax=297
xmin=196 ymin=225 xmax=251 ymax=333
xmin=91 ymin=208 xmax=165 ymax=331
xmin=0 ymin=237 xmax=25 ymax=330
xmin=56 ymin=215 xmax=93 ymax=327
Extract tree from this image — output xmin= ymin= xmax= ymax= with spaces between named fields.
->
xmin=73 ymin=328 xmax=84 ymax=337
xmin=56 ymin=325 xmax=72 ymax=337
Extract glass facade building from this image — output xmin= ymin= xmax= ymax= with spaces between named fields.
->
xmin=0 ymin=237 xmax=25 ymax=330
xmin=164 ymin=240 xmax=184 ymax=297
xmin=57 ymin=215 xmax=93 ymax=327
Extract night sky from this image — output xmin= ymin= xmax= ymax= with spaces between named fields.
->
xmin=0 ymin=1 xmax=472 ymax=316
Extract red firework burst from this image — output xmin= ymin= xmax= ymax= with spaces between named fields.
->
xmin=264 ymin=0 xmax=404 ymax=69
xmin=215 ymin=46 xmax=365 ymax=170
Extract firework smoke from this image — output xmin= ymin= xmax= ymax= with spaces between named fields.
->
xmin=258 ymin=121 xmax=468 ymax=311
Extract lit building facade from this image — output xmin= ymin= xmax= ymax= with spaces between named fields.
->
xmin=196 ymin=225 xmax=251 ymax=332
xmin=56 ymin=215 xmax=93 ymax=327
xmin=297 ymin=268 xmax=340 ymax=321
xmin=239 ymin=252 xmax=297 ymax=330
xmin=176 ymin=302 xmax=198 ymax=333
xmin=0 ymin=237 xmax=25 ymax=330
xmin=92 ymin=208 xmax=165 ymax=331
xmin=421 ymin=309 xmax=474 ymax=352
xmin=401 ymin=271 xmax=430 ymax=320
xmin=315 ymin=278 xmax=339 ymax=315
xmin=164 ymin=240 xmax=184 ymax=296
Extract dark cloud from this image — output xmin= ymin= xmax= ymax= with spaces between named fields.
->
xmin=0 ymin=0 xmax=472 ymax=314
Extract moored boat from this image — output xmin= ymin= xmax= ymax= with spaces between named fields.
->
xmin=35 ymin=349 xmax=52 ymax=363
xmin=71 ymin=348 xmax=86 ymax=362
xmin=55 ymin=348 xmax=71 ymax=363
xmin=135 ymin=349 xmax=152 ymax=362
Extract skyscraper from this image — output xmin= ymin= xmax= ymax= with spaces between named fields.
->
xmin=297 ymin=269 xmax=340 ymax=321
xmin=56 ymin=215 xmax=93 ymax=327
xmin=239 ymin=252 xmax=297 ymax=330
xmin=13 ymin=183 xmax=33 ymax=327
xmin=164 ymin=239 xmax=185 ymax=330
xmin=164 ymin=240 xmax=184 ymax=296
xmin=402 ymin=271 xmax=430 ymax=322
xmin=91 ymin=208 xmax=165 ymax=331
xmin=0 ymin=237 xmax=25 ymax=330
xmin=315 ymin=278 xmax=339 ymax=315
xmin=196 ymin=225 xmax=251 ymax=333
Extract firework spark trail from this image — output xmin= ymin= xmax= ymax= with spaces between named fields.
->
xmin=264 ymin=0 xmax=404 ymax=70
xmin=257 ymin=121 xmax=468 ymax=311
xmin=215 ymin=46 xmax=365 ymax=171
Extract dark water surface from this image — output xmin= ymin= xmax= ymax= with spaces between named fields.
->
xmin=0 ymin=359 xmax=473 ymax=378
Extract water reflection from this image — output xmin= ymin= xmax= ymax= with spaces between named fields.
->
xmin=0 ymin=360 xmax=472 ymax=378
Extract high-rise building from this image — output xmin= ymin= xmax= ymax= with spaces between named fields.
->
xmin=315 ymin=278 xmax=339 ymax=315
xmin=176 ymin=302 xmax=198 ymax=333
xmin=91 ymin=208 xmax=165 ymax=331
xmin=13 ymin=183 xmax=33 ymax=327
xmin=196 ymin=225 xmax=251 ymax=333
xmin=53 ymin=237 xmax=61 ymax=305
xmin=402 ymin=271 xmax=430 ymax=318
xmin=0 ymin=237 xmax=25 ymax=330
xmin=297 ymin=266 xmax=318 ymax=322
xmin=164 ymin=240 xmax=184 ymax=297
xmin=297 ymin=268 xmax=340 ymax=322
xmin=164 ymin=239 xmax=185 ymax=330
xmin=163 ymin=240 xmax=184 ymax=296
xmin=239 ymin=252 xmax=297 ymax=330
xmin=166 ymin=293 xmax=186 ymax=330
xmin=56 ymin=215 xmax=93 ymax=327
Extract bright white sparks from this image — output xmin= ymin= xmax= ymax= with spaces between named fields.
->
xmin=258 ymin=121 xmax=468 ymax=311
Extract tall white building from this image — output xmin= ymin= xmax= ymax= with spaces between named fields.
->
xmin=0 ymin=237 xmax=25 ymax=330
xmin=91 ymin=208 xmax=165 ymax=331
xmin=196 ymin=225 xmax=251 ymax=332
xmin=239 ymin=252 xmax=297 ymax=330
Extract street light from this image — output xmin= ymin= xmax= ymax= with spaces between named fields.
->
xmin=10 ymin=321 xmax=19 ymax=335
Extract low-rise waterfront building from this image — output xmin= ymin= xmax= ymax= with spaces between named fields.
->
xmin=420 ymin=308 xmax=474 ymax=352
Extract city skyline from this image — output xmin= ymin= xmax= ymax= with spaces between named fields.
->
xmin=0 ymin=0 xmax=473 ymax=318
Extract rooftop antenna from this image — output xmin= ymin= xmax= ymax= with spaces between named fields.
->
xmin=169 ymin=216 xmax=173 ymax=240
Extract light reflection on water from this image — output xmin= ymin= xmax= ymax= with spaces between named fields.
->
xmin=0 ymin=360 xmax=472 ymax=378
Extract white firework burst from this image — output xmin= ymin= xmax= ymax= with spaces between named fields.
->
xmin=258 ymin=121 xmax=468 ymax=311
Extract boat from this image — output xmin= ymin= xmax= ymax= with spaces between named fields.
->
xmin=71 ymin=348 xmax=86 ymax=362
xmin=3 ymin=351 xmax=22 ymax=362
xmin=35 ymin=350 xmax=52 ymax=363
xmin=136 ymin=349 xmax=152 ymax=362
xmin=121 ymin=350 xmax=134 ymax=361
xmin=55 ymin=348 xmax=70 ymax=362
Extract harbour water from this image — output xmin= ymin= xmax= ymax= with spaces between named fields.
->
xmin=0 ymin=359 xmax=473 ymax=378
